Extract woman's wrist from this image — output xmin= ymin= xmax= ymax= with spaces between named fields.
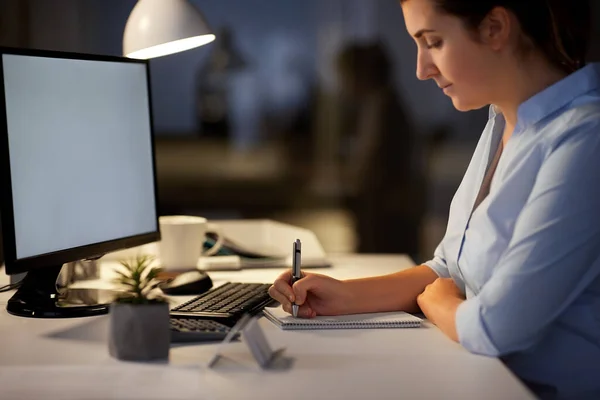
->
xmin=339 ymin=279 xmax=363 ymax=314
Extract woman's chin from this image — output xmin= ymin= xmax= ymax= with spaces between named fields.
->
xmin=451 ymin=97 xmax=480 ymax=112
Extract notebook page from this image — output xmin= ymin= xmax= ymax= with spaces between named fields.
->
xmin=263 ymin=306 xmax=421 ymax=330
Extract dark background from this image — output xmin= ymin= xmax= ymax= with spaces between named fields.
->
xmin=0 ymin=0 xmax=598 ymax=263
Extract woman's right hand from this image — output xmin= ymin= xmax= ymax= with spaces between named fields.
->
xmin=268 ymin=271 xmax=351 ymax=318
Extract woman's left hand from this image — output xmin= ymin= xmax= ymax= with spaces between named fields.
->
xmin=418 ymin=278 xmax=464 ymax=306
xmin=417 ymin=278 xmax=465 ymax=342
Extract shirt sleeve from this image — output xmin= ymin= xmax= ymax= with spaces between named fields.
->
xmin=423 ymin=240 xmax=451 ymax=278
xmin=455 ymin=119 xmax=600 ymax=357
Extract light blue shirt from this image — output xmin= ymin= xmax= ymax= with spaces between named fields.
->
xmin=424 ymin=62 xmax=600 ymax=399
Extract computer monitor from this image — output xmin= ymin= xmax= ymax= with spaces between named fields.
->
xmin=0 ymin=47 xmax=160 ymax=318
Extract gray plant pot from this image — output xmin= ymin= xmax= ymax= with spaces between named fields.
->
xmin=108 ymin=302 xmax=170 ymax=362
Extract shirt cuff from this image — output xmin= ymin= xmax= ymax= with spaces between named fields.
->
xmin=456 ymin=297 xmax=500 ymax=357
xmin=423 ymin=258 xmax=450 ymax=278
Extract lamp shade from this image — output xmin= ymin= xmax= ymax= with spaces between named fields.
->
xmin=123 ymin=0 xmax=215 ymax=59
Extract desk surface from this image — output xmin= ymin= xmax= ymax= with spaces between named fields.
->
xmin=0 ymin=254 xmax=534 ymax=400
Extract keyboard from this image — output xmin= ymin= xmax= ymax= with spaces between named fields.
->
xmin=170 ymin=282 xmax=274 ymax=327
xmin=170 ymin=318 xmax=234 ymax=343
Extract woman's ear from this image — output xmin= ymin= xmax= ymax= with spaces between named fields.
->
xmin=479 ymin=6 xmax=514 ymax=52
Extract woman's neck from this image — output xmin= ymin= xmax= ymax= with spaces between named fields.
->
xmin=494 ymin=56 xmax=567 ymax=132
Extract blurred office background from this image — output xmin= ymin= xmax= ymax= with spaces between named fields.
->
xmin=1 ymin=0 xmax=598 ymax=263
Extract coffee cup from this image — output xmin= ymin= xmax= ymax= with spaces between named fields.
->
xmin=158 ymin=215 xmax=224 ymax=270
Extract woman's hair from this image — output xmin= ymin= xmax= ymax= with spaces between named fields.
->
xmin=400 ymin=0 xmax=591 ymax=74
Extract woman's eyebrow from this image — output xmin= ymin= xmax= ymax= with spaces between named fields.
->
xmin=414 ymin=29 xmax=436 ymax=38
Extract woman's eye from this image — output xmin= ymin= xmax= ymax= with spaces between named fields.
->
xmin=426 ymin=40 xmax=443 ymax=49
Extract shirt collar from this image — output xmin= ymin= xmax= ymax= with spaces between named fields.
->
xmin=489 ymin=62 xmax=600 ymax=130
xmin=488 ymin=104 xmax=500 ymax=119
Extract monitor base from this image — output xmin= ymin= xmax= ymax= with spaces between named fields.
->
xmin=6 ymin=265 xmax=124 ymax=318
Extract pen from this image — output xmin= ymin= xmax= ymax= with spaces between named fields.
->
xmin=291 ymin=239 xmax=302 ymax=317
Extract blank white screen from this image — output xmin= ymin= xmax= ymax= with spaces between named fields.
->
xmin=3 ymin=54 xmax=157 ymax=259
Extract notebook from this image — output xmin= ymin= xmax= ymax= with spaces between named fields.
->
xmin=262 ymin=306 xmax=422 ymax=330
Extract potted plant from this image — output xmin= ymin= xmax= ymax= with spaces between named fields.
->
xmin=108 ymin=254 xmax=170 ymax=362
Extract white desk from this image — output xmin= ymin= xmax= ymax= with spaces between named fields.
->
xmin=0 ymin=254 xmax=534 ymax=400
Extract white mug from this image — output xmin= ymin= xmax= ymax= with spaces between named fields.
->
xmin=158 ymin=215 xmax=224 ymax=270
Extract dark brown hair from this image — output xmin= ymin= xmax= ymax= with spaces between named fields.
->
xmin=400 ymin=0 xmax=591 ymax=74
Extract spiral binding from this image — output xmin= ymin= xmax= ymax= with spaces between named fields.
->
xmin=283 ymin=321 xmax=421 ymax=329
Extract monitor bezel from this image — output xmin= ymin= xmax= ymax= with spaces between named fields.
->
xmin=0 ymin=46 xmax=161 ymax=275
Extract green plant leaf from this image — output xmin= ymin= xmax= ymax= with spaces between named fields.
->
xmin=113 ymin=254 xmax=165 ymax=304
xmin=113 ymin=269 xmax=132 ymax=280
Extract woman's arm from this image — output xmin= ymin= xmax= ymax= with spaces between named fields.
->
xmin=454 ymin=120 xmax=600 ymax=357
xmin=343 ymin=264 xmax=439 ymax=314
xmin=270 ymin=264 xmax=440 ymax=317
xmin=271 ymin=225 xmax=452 ymax=317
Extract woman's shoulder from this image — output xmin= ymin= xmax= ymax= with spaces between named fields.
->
xmin=561 ymin=95 xmax=600 ymax=122
xmin=540 ymin=97 xmax=600 ymax=152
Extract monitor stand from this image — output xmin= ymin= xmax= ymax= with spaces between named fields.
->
xmin=7 ymin=265 xmax=125 ymax=318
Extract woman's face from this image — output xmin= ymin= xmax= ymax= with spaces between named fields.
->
xmin=402 ymin=0 xmax=501 ymax=111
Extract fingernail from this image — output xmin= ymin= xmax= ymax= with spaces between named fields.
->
xmin=289 ymin=295 xmax=294 ymax=302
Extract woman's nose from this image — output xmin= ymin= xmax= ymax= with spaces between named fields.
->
xmin=416 ymin=50 xmax=438 ymax=81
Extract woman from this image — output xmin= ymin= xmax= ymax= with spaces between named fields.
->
xmin=268 ymin=0 xmax=600 ymax=398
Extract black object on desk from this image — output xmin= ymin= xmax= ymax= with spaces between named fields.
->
xmin=159 ymin=270 xmax=213 ymax=296
xmin=170 ymin=318 xmax=236 ymax=343
xmin=170 ymin=282 xmax=274 ymax=327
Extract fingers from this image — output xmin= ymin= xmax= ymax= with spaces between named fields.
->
xmin=269 ymin=271 xmax=320 ymax=319
xmin=292 ymin=274 xmax=320 ymax=306
xmin=297 ymin=304 xmax=316 ymax=318
xmin=416 ymin=292 xmax=424 ymax=306
xmin=280 ymin=302 xmax=315 ymax=318
xmin=268 ymin=270 xmax=294 ymax=306
xmin=268 ymin=283 xmax=291 ymax=307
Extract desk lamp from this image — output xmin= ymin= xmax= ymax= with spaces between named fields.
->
xmin=123 ymin=0 xmax=215 ymax=59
